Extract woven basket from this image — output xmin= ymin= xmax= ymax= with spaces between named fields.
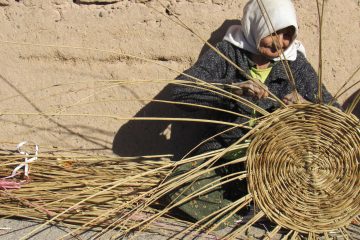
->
xmin=247 ymin=104 xmax=360 ymax=233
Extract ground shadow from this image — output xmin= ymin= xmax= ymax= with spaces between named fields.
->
xmin=112 ymin=20 xmax=239 ymax=160
xmin=112 ymin=84 xmax=212 ymax=161
xmin=342 ymin=89 xmax=360 ymax=118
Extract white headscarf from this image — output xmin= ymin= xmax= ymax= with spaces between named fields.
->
xmin=223 ymin=0 xmax=306 ymax=61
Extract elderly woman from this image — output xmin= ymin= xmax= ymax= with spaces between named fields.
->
xmin=165 ymin=0 xmax=338 ymax=228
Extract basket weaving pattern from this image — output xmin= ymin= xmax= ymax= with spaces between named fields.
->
xmin=247 ymin=104 xmax=360 ymax=233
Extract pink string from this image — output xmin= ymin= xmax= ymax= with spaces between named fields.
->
xmin=0 ymin=180 xmax=21 ymax=190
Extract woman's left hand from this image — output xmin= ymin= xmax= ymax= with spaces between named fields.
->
xmin=283 ymin=91 xmax=310 ymax=105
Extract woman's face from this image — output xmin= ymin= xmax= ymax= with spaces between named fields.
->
xmin=258 ymin=26 xmax=295 ymax=58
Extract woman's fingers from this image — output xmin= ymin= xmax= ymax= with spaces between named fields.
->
xmin=283 ymin=92 xmax=309 ymax=104
xmin=232 ymin=82 xmax=309 ymax=104
xmin=258 ymin=85 xmax=269 ymax=98
xmin=232 ymin=81 xmax=269 ymax=99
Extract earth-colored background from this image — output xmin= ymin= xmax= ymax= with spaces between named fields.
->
xmin=0 ymin=0 xmax=359 ymax=238
xmin=0 ymin=0 xmax=359 ymax=158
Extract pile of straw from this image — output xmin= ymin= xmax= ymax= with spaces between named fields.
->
xmin=0 ymin=149 xmax=173 ymax=233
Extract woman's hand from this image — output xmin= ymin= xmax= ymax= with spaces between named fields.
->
xmin=283 ymin=91 xmax=310 ymax=105
xmin=231 ymin=81 xmax=269 ymax=99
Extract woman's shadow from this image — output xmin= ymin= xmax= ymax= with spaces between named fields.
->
xmin=112 ymin=20 xmax=240 ymax=161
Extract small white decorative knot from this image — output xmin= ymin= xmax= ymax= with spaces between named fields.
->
xmin=5 ymin=141 xmax=39 ymax=179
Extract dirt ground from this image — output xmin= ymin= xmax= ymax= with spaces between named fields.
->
xmin=0 ymin=0 xmax=359 ymax=239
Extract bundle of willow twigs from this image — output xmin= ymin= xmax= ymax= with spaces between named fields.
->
xmin=0 ymin=106 xmax=358 ymax=239
xmin=0 ymin=150 xmax=172 ymax=228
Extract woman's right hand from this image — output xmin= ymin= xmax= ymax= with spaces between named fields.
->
xmin=231 ymin=81 xmax=269 ymax=99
